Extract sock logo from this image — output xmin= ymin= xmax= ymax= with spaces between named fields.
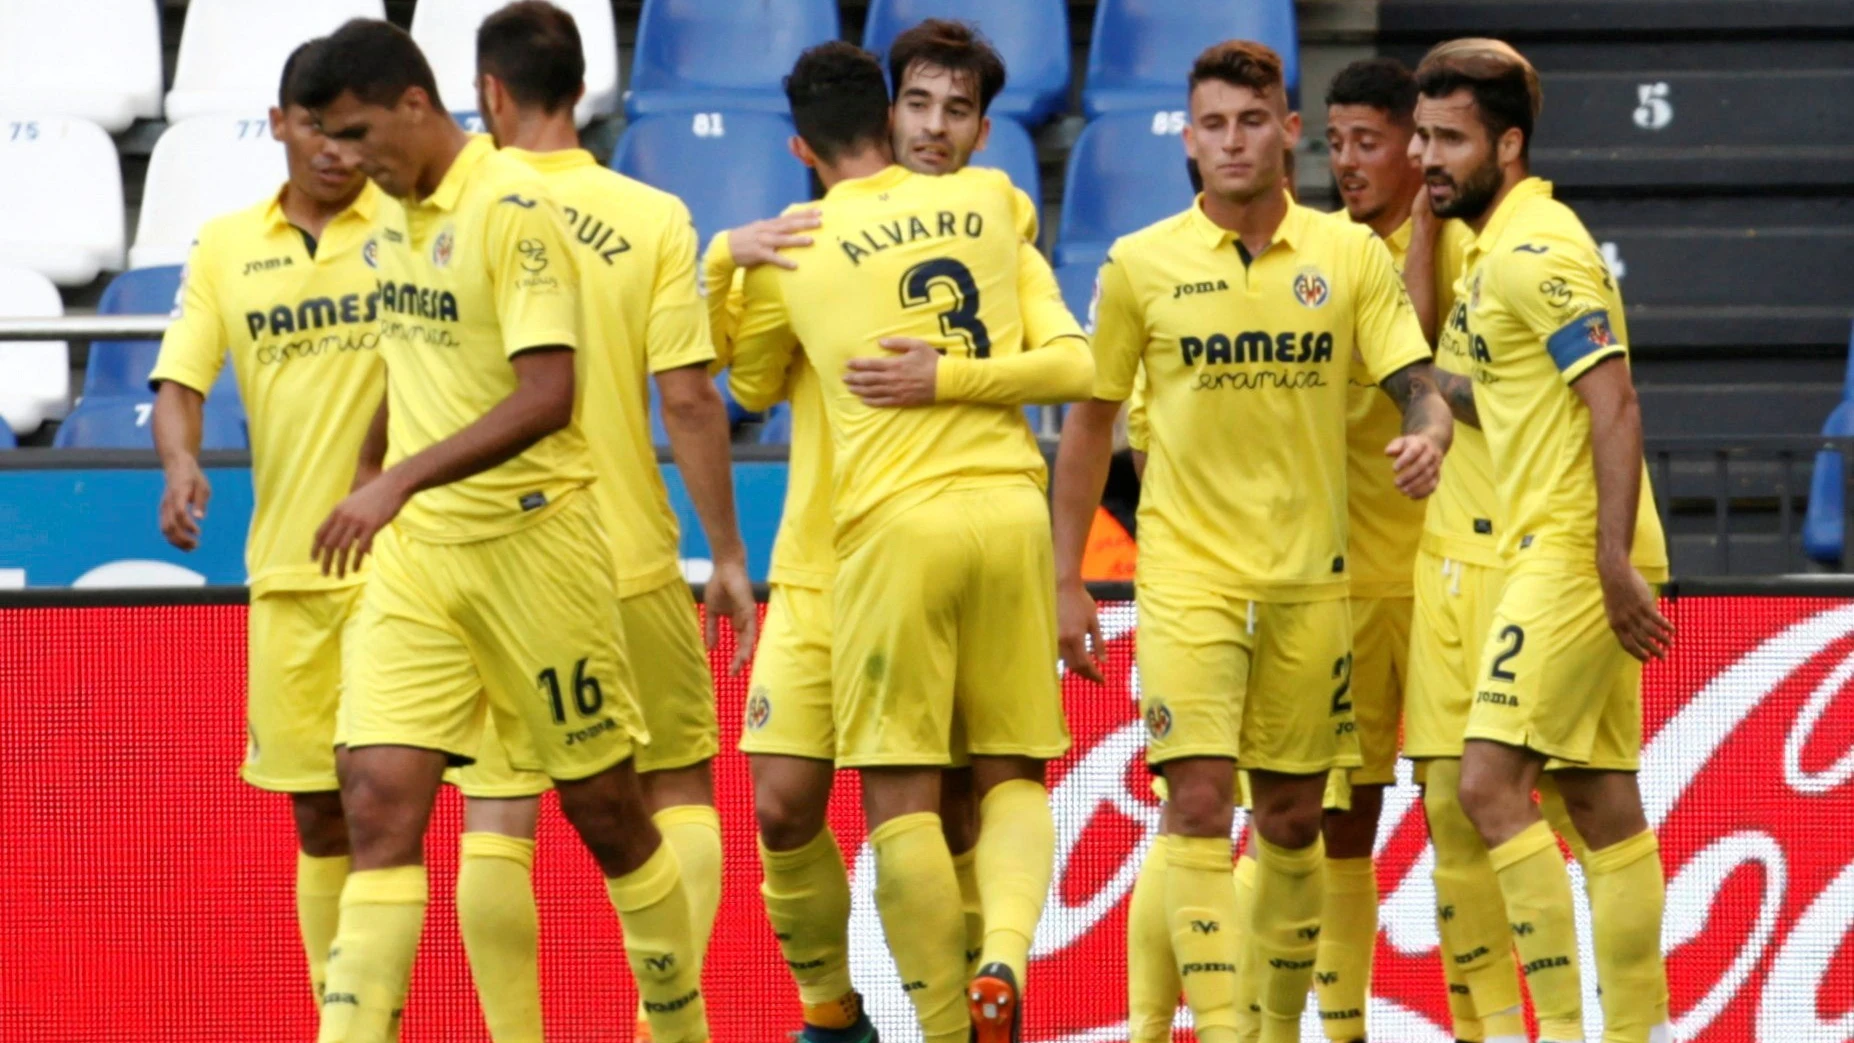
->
xmin=643 ymin=990 xmax=702 ymax=1013
xmin=323 ymin=993 xmax=358 ymax=1007
xmin=1268 ymin=957 xmax=1316 ymax=971
xmin=1521 ymin=955 xmax=1573 ymax=976
xmin=1188 ymin=919 xmax=1220 ymax=934
xmin=644 ymin=954 xmax=677 ymax=973
xmin=1320 ymin=1008 xmax=1362 ymax=1020
xmin=1511 ymin=921 xmax=1535 ymax=937
xmin=1179 ymin=962 xmax=1237 ymax=975
xmin=1314 ymin=971 xmax=1339 ymax=985
xmin=966 ymin=948 xmax=983 ymax=963
xmin=901 ymin=980 xmax=928 ymax=993
xmin=1449 ymin=983 xmax=1472 ymax=996
xmin=1438 ymin=904 xmax=1456 ymax=922
xmin=786 ymin=958 xmax=827 ymax=971
xmin=1453 ymin=945 xmax=1490 ymax=964
xmin=1297 ymin=925 xmax=1322 ymax=941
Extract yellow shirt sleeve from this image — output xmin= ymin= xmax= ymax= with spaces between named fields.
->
xmin=1352 ymin=233 xmax=1433 ymax=384
xmin=935 ymin=242 xmax=1092 ymax=405
xmin=1125 ymin=365 xmax=1149 ymax=451
xmin=148 ymin=235 xmax=227 ymax=395
xmin=647 ymin=206 xmax=716 ymax=373
xmin=486 ymin=193 xmax=581 ymax=356
xmin=1011 ymin=186 xmax=1040 ymax=244
xmin=728 ymin=264 xmax=800 ymax=413
xmin=701 ymin=230 xmax=744 ymax=368
xmin=1088 ymin=253 xmax=1145 ymax=401
xmin=1498 ymin=238 xmax=1628 ymax=385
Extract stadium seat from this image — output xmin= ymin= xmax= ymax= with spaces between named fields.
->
xmin=132 ymin=116 xmax=288 ymax=269
xmin=413 ymin=0 xmax=620 ymax=127
xmin=969 ymin=116 xmax=1043 ymax=228
xmin=1055 ymin=261 xmax=1100 ymax=330
xmin=1082 ymin=0 xmax=1299 ymax=118
xmin=0 ymin=117 xmax=125 ymax=286
xmin=757 ymin=402 xmax=792 ymax=444
xmin=83 ymin=267 xmax=182 ymax=400
xmin=0 ymin=0 xmax=163 ymax=132
xmin=862 ymin=0 xmax=1070 ymax=126
xmin=1054 ymin=111 xmax=1196 ymax=267
xmin=1843 ymin=322 xmax=1854 ymax=403
xmin=165 ymin=0 xmax=386 ymax=122
xmin=1804 ymin=400 xmax=1854 ymax=564
xmin=0 ymin=423 xmax=14 ymax=450
xmin=54 ymin=396 xmax=247 ymax=450
xmin=612 ymin=112 xmax=813 ymax=246
xmin=626 ymin=0 xmax=840 ymax=118
xmin=0 ymin=267 xmax=70 ymax=436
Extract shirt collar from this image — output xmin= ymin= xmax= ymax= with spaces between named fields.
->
xmin=823 ymin=163 xmax=912 ymax=200
xmin=421 ymin=134 xmax=496 ymax=212
xmin=1474 ymin=175 xmax=1553 ymax=255
xmin=504 ymin=146 xmax=597 ymax=174
xmin=1187 ymin=190 xmax=1309 ymax=255
xmin=260 ymin=177 xmax=382 ymax=232
xmin=1382 ymin=216 xmax=1412 ymax=256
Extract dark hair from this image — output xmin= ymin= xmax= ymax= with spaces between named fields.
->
xmin=886 ymin=18 xmax=1007 ymax=115
xmin=278 ymin=38 xmax=322 ymax=109
xmin=784 ymin=41 xmax=890 ymax=164
xmin=1188 ymin=40 xmax=1285 ymax=100
xmin=477 ymin=1 xmax=584 ymax=114
xmin=1414 ymin=39 xmax=1541 ymax=159
xmin=292 ymin=18 xmax=443 ymax=111
xmin=1325 ymin=57 xmax=1417 ymax=121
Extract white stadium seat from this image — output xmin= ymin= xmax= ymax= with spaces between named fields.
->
xmin=0 ymin=0 xmax=163 ymax=132
xmin=412 ymin=0 xmax=620 ymax=126
xmin=0 ymin=267 xmax=71 ymax=435
xmin=0 ymin=117 xmax=125 ymax=286
xmin=131 ymin=116 xmax=287 ymax=269
xmin=166 ymin=0 xmax=387 ymax=122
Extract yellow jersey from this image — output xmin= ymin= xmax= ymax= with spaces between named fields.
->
xmin=507 ymin=147 xmax=712 ymax=595
xmin=1461 ymin=177 xmax=1668 ymax=581
xmin=371 ymin=134 xmax=590 ymax=543
xmin=1344 ymin=216 xmax=1474 ymax=597
xmin=719 ymin=170 xmax=1083 ymax=559
xmin=1424 ymin=273 xmax=1504 ymax=569
xmin=151 ymin=180 xmax=387 ymax=595
xmin=1090 ymin=196 xmax=1432 ymax=602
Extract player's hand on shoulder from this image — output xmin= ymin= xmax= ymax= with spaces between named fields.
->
xmin=158 ymin=458 xmax=211 ymax=552
xmin=312 ymin=472 xmax=411 ymax=579
xmin=727 ymin=210 xmax=822 ymax=272
xmin=1598 ymin=554 xmax=1674 ymax=662
xmin=845 ymin=337 xmax=940 ymax=408
xmin=1057 ymin=583 xmax=1108 ymax=685
xmin=1386 ymin=432 xmax=1445 ymax=499
xmin=703 ymin=557 xmax=759 ymax=676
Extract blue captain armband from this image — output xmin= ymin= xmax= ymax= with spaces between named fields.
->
xmin=1546 ymin=309 xmax=1625 ymax=377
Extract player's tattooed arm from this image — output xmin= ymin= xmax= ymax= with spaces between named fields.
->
xmin=1379 ymin=360 xmax=1453 ymax=499
xmin=1427 ymin=366 xmax=1481 ymax=429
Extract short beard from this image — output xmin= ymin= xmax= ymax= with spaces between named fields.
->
xmin=1433 ymin=153 xmax=1503 ymax=222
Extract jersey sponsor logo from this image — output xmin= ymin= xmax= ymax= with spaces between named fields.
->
xmin=255 ymin=330 xmax=381 ymax=366
xmin=1538 ymin=277 xmax=1573 ymax=309
xmin=1179 ymin=330 xmax=1336 ymax=382
xmin=241 ymin=256 xmax=294 ymax=276
xmin=432 ymin=226 xmax=455 ymax=268
xmin=561 ymin=206 xmax=632 ymax=264
xmin=499 ymin=193 xmax=538 ymax=209
xmin=377 ymin=280 xmax=460 ymax=322
xmin=836 ymin=210 xmax=985 ymax=267
xmin=244 ymin=293 xmax=381 ymax=340
xmin=1293 ymin=266 xmax=1330 ymax=308
xmin=1171 ymin=278 xmax=1230 ymax=299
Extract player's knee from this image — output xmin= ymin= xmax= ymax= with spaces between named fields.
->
xmin=556 ymin=760 xmax=659 ymax=876
xmin=1320 ymin=801 xmax=1380 ymax=859
xmin=1252 ymin=798 xmax=1322 ymax=850
xmin=1165 ymin=776 xmax=1235 ymax=838
xmin=291 ymin=790 xmax=350 ymax=858
xmin=1456 ymin=763 xmax=1524 ymax=844
xmin=754 ymin=784 xmax=827 ymax=851
xmin=339 ymin=774 xmax=425 ymax=865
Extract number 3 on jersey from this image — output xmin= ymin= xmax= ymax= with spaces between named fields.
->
xmin=899 ymin=257 xmax=991 ymax=358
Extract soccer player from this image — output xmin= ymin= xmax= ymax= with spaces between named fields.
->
xmin=150 ymin=39 xmax=384 ymax=1013
xmin=293 ymin=20 xmax=710 ymax=1043
xmin=457 ymin=5 xmax=758 ymax=1039
xmin=1051 ymin=41 xmax=1453 ymax=1043
xmin=1411 ymin=39 xmax=1673 ymax=1043
xmin=728 ymin=41 xmax=1092 ymax=1043
xmin=707 ymin=24 xmax=1080 ymax=1043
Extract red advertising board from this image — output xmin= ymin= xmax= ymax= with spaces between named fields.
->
xmin=1 ymin=595 xmax=1850 ymax=1042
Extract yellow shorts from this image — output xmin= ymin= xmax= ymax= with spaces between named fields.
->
xmin=738 ymin=582 xmax=833 ymax=761
xmin=1137 ymin=586 xmax=1359 ymax=775
xmin=343 ymin=493 xmax=647 ymax=781
xmin=623 ymin=577 xmax=718 ymax=774
xmin=1234 ymin=768 xmax=1353 ymax=812
xmin=1404 ymin=553 xmax=1506 ymax=761
xmin=447 ymin=712 xmax=551 ymax=799
xmin=1349 ymin=595 xmax=1411 ymax=786
xmin=832 ymin=483 xmax=1070 ymax=768
xmin=243 ymin=585 xmax=365 ymax=792
xmin=1464 ymin=567 xmax=1643 ymax=771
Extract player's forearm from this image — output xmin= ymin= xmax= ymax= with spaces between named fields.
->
xmin=1052 ymin=399 xmax=1121 ymax=588
xmin=660 ymin=372 xmax=748 ymax=566
xmin=936 ymin=337 xmax=1095 ymax=406
xmin=1429 ymin=367 xmax=1481 ymax=429
xmin=1585 ymin=377 xmax=1645 ymax=570
xmin=152 ymin=382 xmax=205 ymax=471
xmin=1382 ymin=361 xmax=1454 ymax=450
xmin=355 ymin=397 xmax=389 ymax=482
xmin=380 ymin=355 xmax=573 ymax=499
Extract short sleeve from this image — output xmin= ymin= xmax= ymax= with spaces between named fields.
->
xmin=701 ymin=231 xmax=743 ymax=368
xmin=1010 ymin=186 xmax=1040 ymax=244
xmin=1498 ymin=238 xmax=1627 ymax=384
xmin=1089 ymin=253 xmax=1145 ymax=401
xmin=485 ymin=189 xmax=581 ymax=357
xmin=1125 ymin=365 xmax=1150 ymax=452
xmin=148 ymin=236 xmax=227 ymax=395
xmin=1352 ymin=233 xmax=1432 ymax=384
xmin=646 ymin=204 xmax=716 ymax=373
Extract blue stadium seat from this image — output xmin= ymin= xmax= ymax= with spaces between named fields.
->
xmin=1804 ymin=400 xmax=1854 ymax=563
xmin=1054 ymin=111 xmax=1197 ymax=267
xmin=613 ymin=112 xmax=814 ymax=247
xmin=0 ymin=423 xmax=14 ymax=449
xmin=1055 ymin=261 xmax=1100 ymax=328
xmin=969 ymin=116 xmax=1042 ymax=227
xmin=758 ymin=401 xmax=792 ymax=444
xmin=54 ymin=395 xmax=246 ymax=449
xmin=626 ymin=0 xmax=840 ymax=118
xmin=1082 ymin=0 xmax=1299 ymax=118
xmin=862 ymin=0 xmax=1070 ymax=126
xmin=1841 ymin=319 xmax=1854 ymax=402
xmin=84 ymin=265 xmax=180 ymax=398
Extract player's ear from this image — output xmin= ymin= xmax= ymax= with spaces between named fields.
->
xmin=789 ymin=135 xmax=818 ymax=170
xmin=1281 ymin=108 xmax=1303 ymax=148
xmin=268 ymin=106 xmax=288 ymax=142
xmin=1497 ymin=125 xmax=1524 ymax=168
xmin=973 ymin=115 xmax=991 ymax=154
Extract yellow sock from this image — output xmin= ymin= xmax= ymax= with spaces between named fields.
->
xmin=758 ymin=829 xmax=856 ymax=1010
xmin=1250 ymin=835 xmax=1325 ymax=1043
xmin=1489 ymin=821 xmax=1582 ymax=1041
xmin=1127 ymin=836 xmax=1181 ymax=1043
xmin=1313 ymin=856 xmax=1376 ymax=1041
xmin=316 ymin=866 xmax=427 ymax=1043
xmin=871 ymin=812 xmax=969 ymax=1043
xmin=1536 ymin=777 xmax=1590 ymax=865
xmin=1232 ymin=853 xmax=1261 ymax=1043
xmin=297 ymin=852 xmax=350 ymax=1005
xmin=457 ymin=833 xmax=541 ymax=1043
xmin=607 ymin=841 xmax=709 ymax=1043
xmin=952 ymin=847 xmax=985 ymax=975
xmin=1423 ymin=761 xmax=1526 ymax=1042
xmin=1165 ymin=835 xmax=1241 ymax=1043
xmin=1585 ymin=831 xmax=1669 ymax=1043
xmin=974 ymin=779 xmax=1056 ymax=986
